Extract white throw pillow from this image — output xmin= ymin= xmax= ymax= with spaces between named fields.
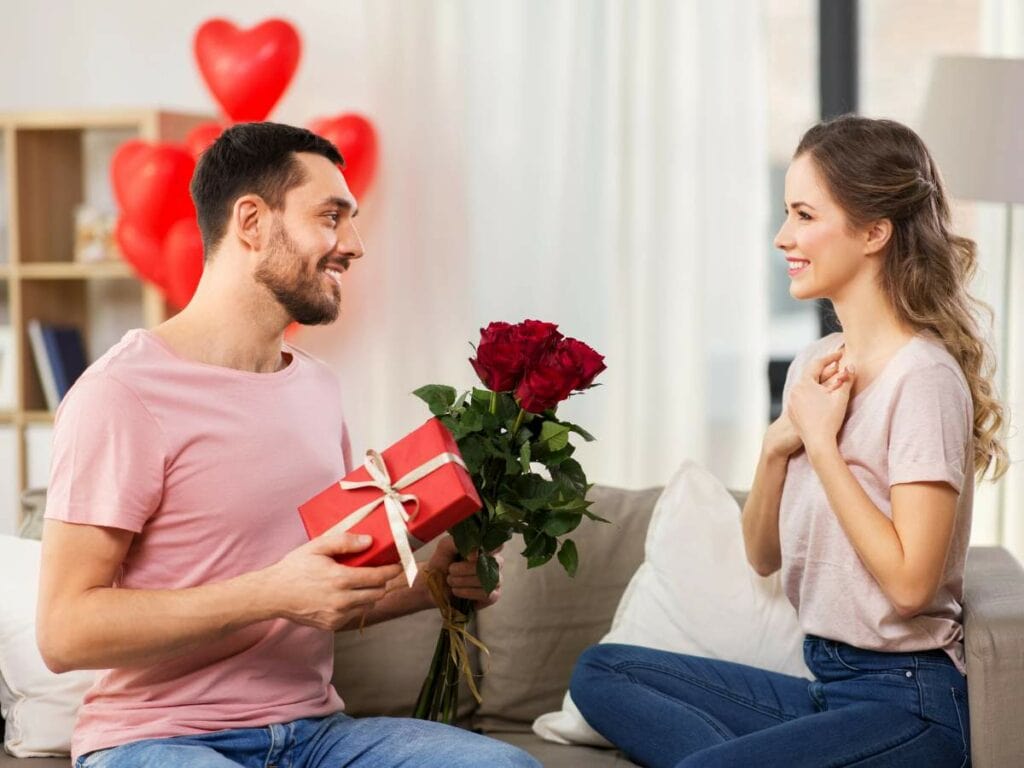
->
xmin=532 ymin=460 xmax=810 ymax=747
xmin=0 ymin=535 xmax=95 ymax=757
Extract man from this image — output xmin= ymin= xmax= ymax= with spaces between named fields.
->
xmin=37 ymin=122 xmax=538 ymax=768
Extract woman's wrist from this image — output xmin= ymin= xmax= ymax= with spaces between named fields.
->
xmin=762 ymin=434 xmax=793 ymax=463
xmin=804 ymin=435 xmax=840 ymax=466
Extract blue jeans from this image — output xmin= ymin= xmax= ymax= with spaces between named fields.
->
xmin=74 ymin=712 xmax=540 ymax=768
xmin=570 ymin=637 xmax=970 ymax=768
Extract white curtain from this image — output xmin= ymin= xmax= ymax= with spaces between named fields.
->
xmin=299 ymin=0 xmax=770 ymax=492
xmin=974 ymin=0 xmax=1024 ymax=561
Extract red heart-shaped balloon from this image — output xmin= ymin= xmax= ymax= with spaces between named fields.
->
xmin=115 ymin=217 xmax=167 ymax=289
xmin=194 ymin=19 xmax=302 ymax=122
xmin=110 ymin=140 xmax=148 ymax=210
xmin=185 ymin=121 xmax=227 ymax=159
xmin=308 ymin=114 xmax=379 ymax=198
xmin=111 ymin=141 xmax=196 ymax=238
xmin=162 ymin=218 xmax=206 ymax=310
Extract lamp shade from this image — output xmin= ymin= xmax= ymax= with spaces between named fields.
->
xmin=918 ymin=56 xmax=1024 ymax=204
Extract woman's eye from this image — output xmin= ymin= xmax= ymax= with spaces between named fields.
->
xmin=798 ymin=211 xmax=812 ymax=221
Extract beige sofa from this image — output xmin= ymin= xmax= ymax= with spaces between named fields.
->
xmin=3 ymin=485 xmax=1024 ymax=767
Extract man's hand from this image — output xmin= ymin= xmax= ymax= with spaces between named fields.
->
xmin=262 ymin=528 xmax=403 ymax=631
xmin=419 ymin=535 xmax=503 ymax=609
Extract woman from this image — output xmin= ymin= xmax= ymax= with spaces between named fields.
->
xmin=570 ymin=115 xmax=1007 ymax=768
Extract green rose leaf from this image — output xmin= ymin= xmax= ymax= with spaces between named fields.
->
xmin=413 ymin=385 xmax=457 ymax=416
xmin=482 ymin=522 xmax=513 ymax=552
xmin=449 ymin=517 xmax=482 ymax=558
xmin=560 ymin=421 xmax=596 ymax=442
xmin=522 ymin=531 xmax=558 ymax=568
xmin=542 ymin=510 xmax=583 ymax=537
xmin=537 ymin=421 xmax=571 ymax=453
xmin=460 ymin=408 xmax=485 ymax=433
xmin=511 ymin=475 xmax=559 ymax=511
xmin=476 ymin=552 xmax=501 ymax=594
xmin=495 ymin=500 xmax=525 ymax=523
xmin=557 ymin=539 xmax=579 ymax=577
xmin=471 ymin=388 xmax=493 ymax=409
xmin=542 ymin=446 xmax=576 ymax=467
xmin=556 ymin=458 xmax=588 ymax=492
xmin=456 ymin=435 xmax=487 ymax=475
xmin=582 ymin=504 xmax=611 ymax=524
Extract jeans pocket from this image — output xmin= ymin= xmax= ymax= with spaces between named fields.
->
xmin=830 ymin=644 xmax=915 ymax=677
xmin=950 ymin=687 xmax=971 ymax=766
xmin=77 ymin=748 xmax=113 ymax=768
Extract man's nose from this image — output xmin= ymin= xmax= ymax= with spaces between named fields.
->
xmin=338 ymin=219 xmax=364 ymax=261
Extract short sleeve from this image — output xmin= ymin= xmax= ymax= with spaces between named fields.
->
xmin=44 ymin=373 xmax=166 ymax=533
xmin=887 ymin=363 xmax=971 ymax=494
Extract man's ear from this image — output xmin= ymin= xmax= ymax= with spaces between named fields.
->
xmin=231 ymin=195 xmax=266 ymax=251
xmin=864 ymin=218 xmax=893 ymax=257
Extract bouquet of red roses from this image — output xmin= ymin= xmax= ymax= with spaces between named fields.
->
xmin=411 ymin=319 xmax=606 ymax=722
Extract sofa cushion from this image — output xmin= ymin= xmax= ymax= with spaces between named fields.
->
xmin=471 ymin=485 xmax=662 ymax=730
xmin=0 ymin=536 xmax=94 ymax=759
xmin=532 ymin=460 xmax=809 ymax=746
xmin=489 ymin=730 xmax=638 ymax=767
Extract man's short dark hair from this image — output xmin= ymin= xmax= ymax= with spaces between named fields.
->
xmin=190 ymin=122 xmax=344 ymax=254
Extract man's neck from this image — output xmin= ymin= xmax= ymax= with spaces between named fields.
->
xmin=152 ymin=269 xmax=291 ymax=374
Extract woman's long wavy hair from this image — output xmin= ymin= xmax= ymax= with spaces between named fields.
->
xmin=796 ymin=115 xmax=1008 ymax=480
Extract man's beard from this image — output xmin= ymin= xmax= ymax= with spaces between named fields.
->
xmin=254 ymin=223 xmax=341 ymax=326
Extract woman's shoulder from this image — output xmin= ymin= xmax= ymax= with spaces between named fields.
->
xmin=890 ymin=333 xmax=969 ymax=392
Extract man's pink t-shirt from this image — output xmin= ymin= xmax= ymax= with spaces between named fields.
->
xmin=779 ymin=332 xmax=973 ymax=673
xmin=44 ymin=329 xmax=353 ymax=761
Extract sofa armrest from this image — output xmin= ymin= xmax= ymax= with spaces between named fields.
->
xmin=963 ymin=546 xmax=1024 ymax=768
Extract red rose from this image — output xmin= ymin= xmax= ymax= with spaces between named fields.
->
xmin=559 ymin=338 xmax=606 ymax=389
xmin=513 ymin=320 xmax=563 ymax=365
xmin=515 ymin=350 xmax=578 ymax=414
xmin=470 ymin=322 xmax=525 ymax=391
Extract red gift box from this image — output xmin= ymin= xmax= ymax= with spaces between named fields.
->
xmin=298 ymin=418 xmax=482 ymax=579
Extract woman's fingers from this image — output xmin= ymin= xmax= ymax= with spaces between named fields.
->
xmin=806 ymin=349 xmax=845 ymax=382
xmin=827 ymin=367 xmax=856 ymax=392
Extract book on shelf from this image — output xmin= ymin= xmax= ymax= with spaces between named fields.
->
xmin=27 ymin=320 xmax=88 ymax=411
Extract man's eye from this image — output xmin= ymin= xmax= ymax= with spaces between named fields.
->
xmin=325 ymin=213 xmax=339 ymax=224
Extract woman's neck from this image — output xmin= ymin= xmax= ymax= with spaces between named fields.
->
xmin=831 ymin=276 xmax=915 ymax=381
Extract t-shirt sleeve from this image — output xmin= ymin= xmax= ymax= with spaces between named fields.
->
xmin=887 ymin=363 xmax=971 ymax=494
xmin=44 ymin=373 xmax=166 ymax=533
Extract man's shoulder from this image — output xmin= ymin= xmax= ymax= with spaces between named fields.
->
xmin=284 ymin=342 xmax=338 ymax=384
xmin=66 ymin=329 xmax=154 ymax=403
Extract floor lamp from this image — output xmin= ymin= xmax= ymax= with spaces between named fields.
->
xmin=919 ymin=55 xmax=1024 ymax=533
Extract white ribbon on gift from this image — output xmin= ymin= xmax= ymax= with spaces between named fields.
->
xmin=335 ymin=449 xmax=468 ymax=587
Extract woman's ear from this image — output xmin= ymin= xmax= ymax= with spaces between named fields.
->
xmin=232 ymin=195 xmax=265 ymax=251
xmin=864 ymin=218 xmax=893 ymax=256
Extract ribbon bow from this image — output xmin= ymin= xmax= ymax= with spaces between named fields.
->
xmin=336 ymin=449 xmax=467 ymax=587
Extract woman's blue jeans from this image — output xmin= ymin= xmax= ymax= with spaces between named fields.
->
xmin=570 ymin=637 xmax=970 ymax=768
